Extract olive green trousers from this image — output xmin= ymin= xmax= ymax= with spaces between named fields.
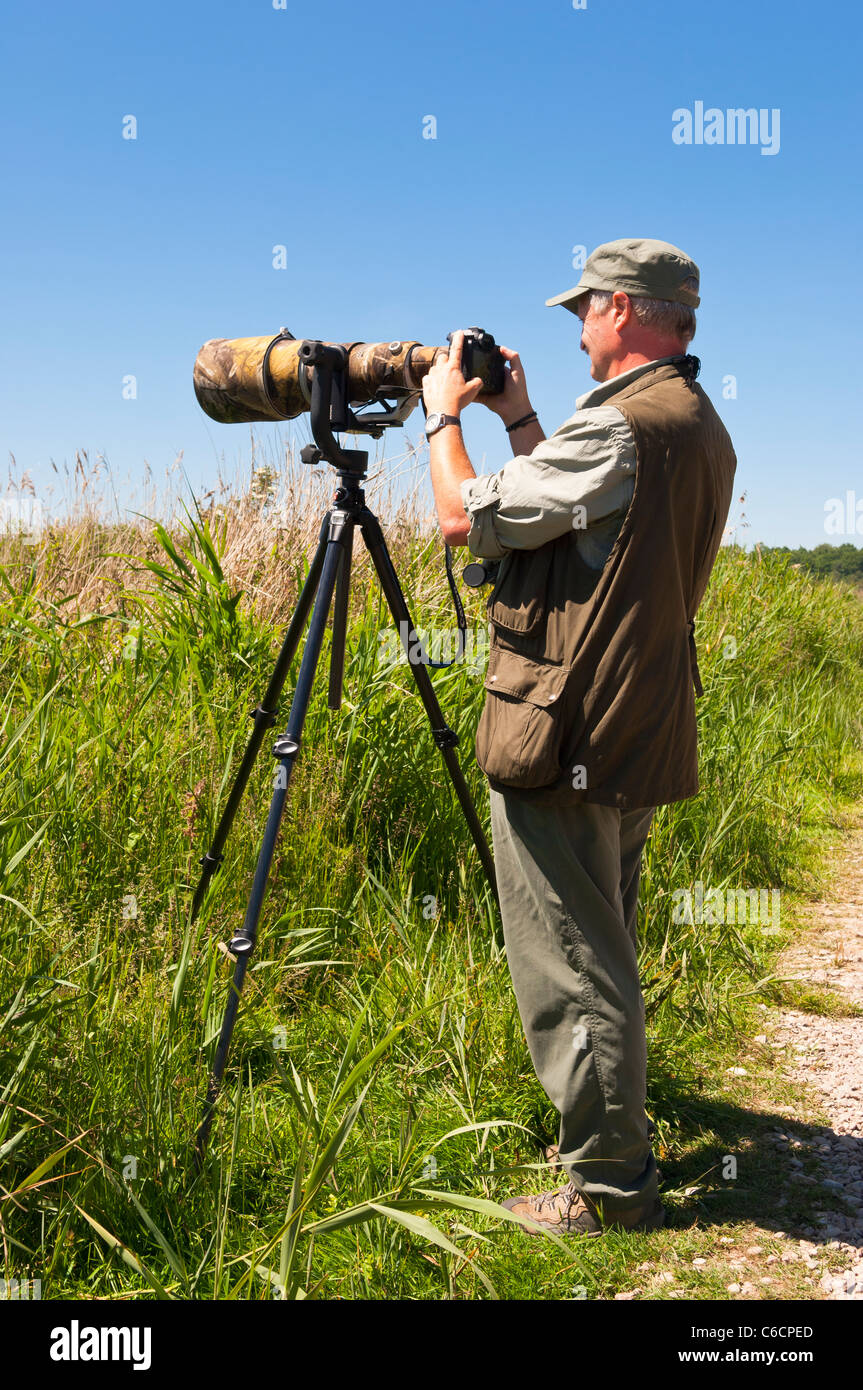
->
xmin=489 ymin=788 xmax=659 ymax=1218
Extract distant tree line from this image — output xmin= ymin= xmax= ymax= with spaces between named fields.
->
xmin=754 ymin=543 xmax=863 ymax=586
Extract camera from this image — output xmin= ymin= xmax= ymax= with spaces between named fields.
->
xmin=448 ymin=327 xmax=506 ymax=395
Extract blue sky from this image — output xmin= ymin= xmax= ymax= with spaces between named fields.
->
xmin=1 ymin=0 xmax=860 ymax=547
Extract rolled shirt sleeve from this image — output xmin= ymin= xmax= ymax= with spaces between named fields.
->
xmin=460 ymin=404 xmax=637 ymax=559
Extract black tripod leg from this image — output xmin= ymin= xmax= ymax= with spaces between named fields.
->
xmin=194 ymin=509 xmax=351 ymax=1167
xmin=328 ymin=521 xmax=353 ymax=711
xmin=358 ymin=508 xmax=498 ymax=906
xmin=190 ymin=514 xmax=331 ymax=922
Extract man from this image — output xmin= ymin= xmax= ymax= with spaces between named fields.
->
xmin=421 ymin=238 xmax=737 ymax=1237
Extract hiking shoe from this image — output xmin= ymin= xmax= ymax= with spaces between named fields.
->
xmin=502 ymin=1179 xmax=665 ymax=1238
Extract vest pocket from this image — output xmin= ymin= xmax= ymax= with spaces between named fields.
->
xmin=475 ymin=645 xmax=570 ymax=789
xmin=486 ymin=545 xmax=554 ymax=637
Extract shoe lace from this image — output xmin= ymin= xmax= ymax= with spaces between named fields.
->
xmin=533 ymin=1180 xmax=580 ymax=1214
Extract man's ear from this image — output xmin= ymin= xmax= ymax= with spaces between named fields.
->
xmin=611 ymin=291 xmax=633 ymax=331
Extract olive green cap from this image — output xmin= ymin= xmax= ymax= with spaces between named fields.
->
xmin=546 ymin=237 xmax=701 ymax=314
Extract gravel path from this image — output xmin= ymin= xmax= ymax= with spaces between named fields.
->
xmin=770 ymin=818 xmax=863 ymax=1299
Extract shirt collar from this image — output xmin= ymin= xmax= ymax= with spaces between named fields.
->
xmin=576 ymin=355 xmax=686 ymax=410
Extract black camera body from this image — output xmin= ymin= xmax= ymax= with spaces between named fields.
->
xmin=448 ymin=326 xmax=506 ymax=395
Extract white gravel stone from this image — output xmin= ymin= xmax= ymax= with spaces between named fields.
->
xmin=769 ymin=826 xmax=863 ymax=1300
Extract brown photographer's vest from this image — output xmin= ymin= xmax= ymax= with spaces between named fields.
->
xmin=474 ymin=358 xmax=737 ymax=810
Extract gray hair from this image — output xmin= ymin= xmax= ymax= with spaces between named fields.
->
xmin=586 ymin=289 xmax=696 ymax=345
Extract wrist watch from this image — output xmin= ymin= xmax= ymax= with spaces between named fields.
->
xmin=425 ymin=412 xmax=461 ymax=438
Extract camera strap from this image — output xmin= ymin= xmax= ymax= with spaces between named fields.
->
xmin=421 ymin=543 xmax=467 ymax=669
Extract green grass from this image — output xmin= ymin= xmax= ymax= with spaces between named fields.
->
xmin=1 ymin=504 xmax=862 ymax=1300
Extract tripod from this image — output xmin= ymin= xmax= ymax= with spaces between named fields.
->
xmin=191 ymin=341 xmax=498 ymax=1167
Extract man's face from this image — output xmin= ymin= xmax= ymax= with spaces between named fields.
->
xmin=576 ymin=294 xmax=618 ymax=382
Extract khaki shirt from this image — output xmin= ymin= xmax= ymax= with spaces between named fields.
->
xmin=460 ymin=356 xmax=685 ymax=566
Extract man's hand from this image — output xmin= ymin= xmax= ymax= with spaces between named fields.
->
xmin=422 ymin=328 xmax=484 ymax=416
xmin=477 ymin=345 xmax=534 ymax=427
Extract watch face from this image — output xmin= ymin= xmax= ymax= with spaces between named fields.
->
xmin=425 ymin=413 xmax=441 ymax=435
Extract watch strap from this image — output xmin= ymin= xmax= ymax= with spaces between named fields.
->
xmin=427 ymin=413 xmax=462 ymax=437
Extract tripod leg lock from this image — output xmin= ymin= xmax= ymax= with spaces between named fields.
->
xmin=199 ymin=850 xmax=225 ymax=871
xmin=250 ymin=705 xmax=278 ymax=728
xmin=228 ymin=932 xmax=254 ymax=955
xmin=432 ymin=727 xmax=460 ymax=751
xmin=273 ymin=734 xmax=300 ymax=759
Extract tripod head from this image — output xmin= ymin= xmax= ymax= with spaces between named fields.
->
xmin=296 ymin=338 xmax=416 ymax=478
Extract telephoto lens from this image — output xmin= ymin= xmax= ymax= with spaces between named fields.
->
xmin=193 ymin=328 xmax=504 ymax=424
